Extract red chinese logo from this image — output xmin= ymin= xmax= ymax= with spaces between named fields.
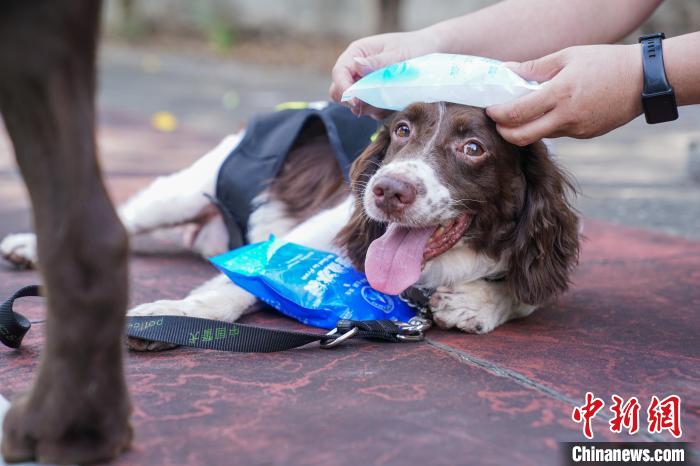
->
xmin=609 ymin=394 xmax=640 ymax=434
xmin=572 ymin=392 xmax=605 ymax=439
xmin=647 ymin=395 xmax=682 ymax=438
xmin=572 ymin=393 xmax=682 ymax=439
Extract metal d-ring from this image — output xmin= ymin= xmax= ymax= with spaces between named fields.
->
xmin=395 ymin=316 xmax=432 ymax=341
xmin=320 ymin=326 xmax=359 ymax=349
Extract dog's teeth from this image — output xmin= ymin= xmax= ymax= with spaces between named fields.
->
xmin=435 ymin=226 xmax=445 ymax=236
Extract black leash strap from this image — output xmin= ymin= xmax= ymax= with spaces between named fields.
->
xmin=1 ymin=286 xmax=424 ymax=352
xmin=126 ymin=315 xmax=406 ymax=352
xmin=0 ymin=285 xmax=36 ymax=348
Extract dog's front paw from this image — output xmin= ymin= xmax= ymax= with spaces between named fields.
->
xmin=429 ymin=281 xmax=522 ymax=334
xmin=430 ymin=287 xmax=500 ymax=334
xmin=128 ymin=300 xmax=189 ymax=317
xmin=126 ymin=300 xmax=187 ymax=352
xmin=125 ymin=336 xmax=178 ymax=352
xmin=1 ymin=233 xmax=38 ymax=269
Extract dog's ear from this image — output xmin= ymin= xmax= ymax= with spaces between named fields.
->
xmin=507 ymin=141 xmax=580 ymax=305
xmin=334 ymin=126 xmax=390 ymax=270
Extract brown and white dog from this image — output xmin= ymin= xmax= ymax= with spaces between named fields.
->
xmin=1 ymin=102 xmax=580 ymax=346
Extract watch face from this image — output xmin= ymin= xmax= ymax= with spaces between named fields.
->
xmin=643 ymin=93 xmax=678 ymax=124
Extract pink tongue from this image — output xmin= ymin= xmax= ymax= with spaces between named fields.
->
xmin=365 ymin=223 xmax=437 ymax=295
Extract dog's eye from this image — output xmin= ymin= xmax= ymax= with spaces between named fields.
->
xmin=462 ymin=140 xmax=485 ymax=158
xmin=394 ymin=123 xmax=410 ymax=138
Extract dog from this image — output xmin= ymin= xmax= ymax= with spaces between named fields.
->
xmin=2 ymin=101 xmax=580 ymax=352
xmin=0 ymin=1 xmax=131 ymax=463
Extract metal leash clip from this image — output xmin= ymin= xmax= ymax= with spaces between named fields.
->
xmin=396 ymin=316 xmax=432 ymax=341
xmin=320 ymin=313 xmax=433 ymax=349
xmin=320 ymin=326 xmax=359 ymax=349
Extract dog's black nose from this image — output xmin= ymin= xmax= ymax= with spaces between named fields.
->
xmin=372 ymin=175 xmax=417 ymax=214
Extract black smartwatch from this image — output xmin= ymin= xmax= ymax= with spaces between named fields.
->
xmin=638 ymin=33 xmax=678 ymax=124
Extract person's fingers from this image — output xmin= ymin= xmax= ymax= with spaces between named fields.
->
xmin=505 ymin=50 xmax=566 ymax=83
xmin=352 ymin=56 xmax=374 ymax=76
xmin=330 ymin=91 xmax=360 ymax=115
xmin=331 ymin=51 xmax=401 ymax=102
xmin=329 ymin=81 xmax=347 ymax=104
xmin=486 ymin=84 xmax=557 ymax=127
xmin=354 ymin=52 xmax=398 ymax=75
xmin=349 ymin=98 xmax=363 ymax=116
xmin=327 ymin=89 xmax=391 ymax=120
xmin=330 ymin=47 xmax=365 ymax=102
xmin=330 ymin=64 xmax=356 ymax=102
xmin=495 ymin=110 xmax=562 ymax=147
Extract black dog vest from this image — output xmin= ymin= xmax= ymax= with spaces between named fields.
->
xmin=213 ymin=103 xmax=379 ymax=249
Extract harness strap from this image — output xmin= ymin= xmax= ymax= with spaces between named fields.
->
xmin=0 ymin=286 xmax=423 ymax=352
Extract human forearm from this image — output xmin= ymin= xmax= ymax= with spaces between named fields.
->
xmin=485 ymin=30 xmax=699 ymax=146
xmin=662 ymin=31 xmax=700 ymax=106
xmin=330 ymin=0 xmax=664 ymax=118
xmin=423 ymin=0 xmax=662 ymax=61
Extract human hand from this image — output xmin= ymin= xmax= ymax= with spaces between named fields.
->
xmin=486 ymin=44 xmax=644 ymax=146
xmin=329 ymin=29 xmax=440 ymax=119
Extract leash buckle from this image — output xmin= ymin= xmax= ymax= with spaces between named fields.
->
xmin=396 ymin=316 xmax=432 ymax=342
xmin=320 ymin=326 xmax=359 ymax=349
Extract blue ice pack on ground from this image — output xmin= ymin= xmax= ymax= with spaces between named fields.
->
xmin=210 ymin=237 xmax=416 ymax=329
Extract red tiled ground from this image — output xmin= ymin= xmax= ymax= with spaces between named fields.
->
xmin=0 ymin=116 xmax=697 ymax=465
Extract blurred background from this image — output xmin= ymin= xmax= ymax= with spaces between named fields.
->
xmin=102 ymin=0 xmax=700 ymax=67
xmin=1 ymin=0 xmax=699 ymax=242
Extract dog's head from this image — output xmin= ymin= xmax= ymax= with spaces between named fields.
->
xmin=335 ymin=102 xmax=579 ymax=305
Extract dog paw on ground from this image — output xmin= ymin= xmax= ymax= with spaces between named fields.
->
xmin=1 ymin=391 xmax=132 ymax=464
xmin=125 ymin=300 xmax=188 ymax=352
xmin=0 ymin=233 xmax=38 ymax=269
xmin=125 ymin=336 xmax=179 ymax=352
xmin=429 ymin=282 xmax=514 ymax=334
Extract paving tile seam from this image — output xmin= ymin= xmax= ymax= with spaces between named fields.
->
xmin=426 ymin=338 xmax=579 ymax=403
xmin=425 ymin=338 xmax=670 ymax=444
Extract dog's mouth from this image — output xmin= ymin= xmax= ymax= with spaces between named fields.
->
xmin=365 ymin=212 xmax=473 ymax=295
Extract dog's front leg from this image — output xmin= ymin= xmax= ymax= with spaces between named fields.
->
xmin=126 ymin=274 xmax=257 ymax=351
xmin=429 ymin=279 xmax=536 ymax=334
xmin=0 ymin=1 xmax=131 ymax=463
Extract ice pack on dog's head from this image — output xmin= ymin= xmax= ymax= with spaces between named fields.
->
xmin=210 ymin=237 xmax=416 ymax=329
xmin=341 ymin=53 xmax=543 ymax=111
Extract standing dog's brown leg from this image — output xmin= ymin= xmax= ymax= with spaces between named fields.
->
xmin=0 ymin=1 xmax=131 ymax=463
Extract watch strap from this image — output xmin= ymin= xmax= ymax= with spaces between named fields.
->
xmin=639 ymin=33 xmax=670 ymax=95
xmin=638 ymin=33 xmax=678 ymax=124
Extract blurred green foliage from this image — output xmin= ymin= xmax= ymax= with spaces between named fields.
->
xmin=192 ymin=2 xmax=237 ymax=51
xmin=112 ymin=0 xmax=237 ymax=50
